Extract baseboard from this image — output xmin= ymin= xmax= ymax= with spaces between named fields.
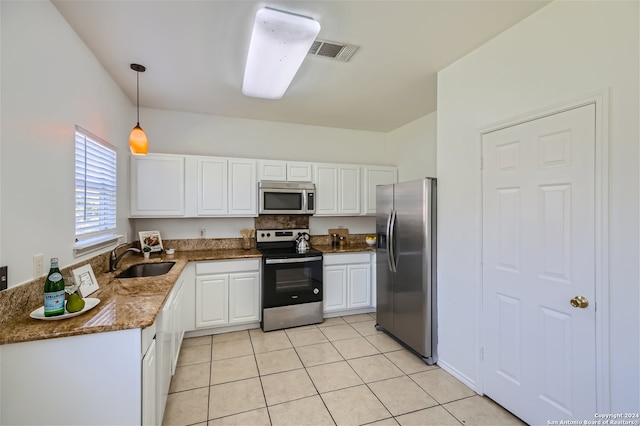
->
xmin=437 ymin=358 xmax=478 ymax=393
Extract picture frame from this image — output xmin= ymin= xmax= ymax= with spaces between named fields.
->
xmin=73 ymin=264 xmax=100 ymax=297
xmin=139 ymin=230 xmax=163 ymax=253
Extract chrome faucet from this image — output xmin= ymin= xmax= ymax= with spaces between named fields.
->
xmin=109 ymin=243 xmax=141 ymax=272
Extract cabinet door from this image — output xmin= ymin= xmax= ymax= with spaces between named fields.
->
xmin=228 ymin=159 xmax=257 ymax=216
xmin=347 ymin=264 xmax=371 ymax=309
xmin=258 ymin=160 xmax=287 ymax=181
xmin=339 ymin=165 xmax=361 ymax=215
xmin=131 ymin=154 xmax=185 ymax=216
xmin=315 ymin=164 xmax=339 ymax=215
xmin=228 ymin=272 xmax=260 ymax=324
xmin=142 ymin=338 xmax=157 ymax=426
xmin=198 ymin=158 xmax=227 ymax=215
xmin=324 ymin=265 xmax=347 ymax=312
xmin=287 ymin=161 xmax=313 ymax=181
xmin=195 ymin=275 xmax=228 ymax=327
xmin=170 ymin=277 xmax=185 ymax=375
xmin=363 ymin=166 xmax=398 ymax=215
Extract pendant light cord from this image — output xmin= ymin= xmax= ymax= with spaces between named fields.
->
xmin=136 ymin=70 xmax=140 ymax=125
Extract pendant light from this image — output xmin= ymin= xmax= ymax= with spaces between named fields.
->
xmin=129 ymin=63 xmax=149 ymax=155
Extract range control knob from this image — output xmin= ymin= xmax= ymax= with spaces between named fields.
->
xmin=313 ymin=288 xmax=319 ymax=295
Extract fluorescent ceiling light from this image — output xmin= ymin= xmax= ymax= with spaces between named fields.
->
xmin=242 ymin=7 xmax=321 ymax=100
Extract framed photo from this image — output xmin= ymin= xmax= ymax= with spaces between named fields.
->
xmin=73 ymin=264 xmax=100 ymax=297
xmin=139 ymin=230 xmax=163 ymax=253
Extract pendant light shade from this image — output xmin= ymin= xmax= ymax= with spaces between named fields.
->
xmin=129 ymin=63 xmax=148 ymax=155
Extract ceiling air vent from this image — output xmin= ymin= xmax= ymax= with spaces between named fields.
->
xmin=308 ymin=39 xmax=359 ymax=62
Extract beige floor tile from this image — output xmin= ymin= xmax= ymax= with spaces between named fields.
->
xmin=255 ymin=348 xmax=303 ymax=375
xmin=296 ymin=342 xmax=344 ymax=367
xmin=317 ymin=316 xmax=348 ymax=328
xmin=368 ymin=376 xmax=438 ymax=416
xmin=268 ymin=395 xmax=334 ymax=426
xmin=261 ymin=368 xmax=318 ymax=406
xmin=169 ymin=362 xmax=210 ymax=393
xmin=211 ymin=330 xmax=249 ymax=343
xmin=162 ymin=387 xmax=209 ymax=426
xmin=348 ymin=354 xmax=404 ymax=383
xmin=396 ymin=405 xmax=462 ymax=425
xmin=250 ymin=329 xmax=293 ymax=353
xmin=366 ymin=334 xmax=404 ymax=352
xmin=208 ymin=377 xmax=266 ymax=419
xmin=331 ymin=336 xmax=380 ymax=359
xmin=286 ymin=327 xmax=329 ymax=347
xmin=350 ymin=319 xmax=382 ymax=336
xmin=307 ymin=360 xmax=364 ymax=393
xmin=385 ymin=349 xmax=436 ymax=375
xmin=207 ymin=408 xmax=271 ymax=426
xmin=212 ymin=338 xmax=253 ymax=360
xmin=177 ymin=344 xmax=212 ymax=366
xmin=444 ymin=395 xmax=525 ymax=425
xmin=410 ymin=368 xmax=476 ymax=404
xmin=342 ymin=313 xmax=375 ymax=323
xmin=368 ymin=419 xmax=400 ymax=425
xmin=320 ymin=324 xmax=360 ymax=341
xmin=181 ymin=335 xmax=211 ymax=348
xmin=210 ymin=354 xmax=258 ymax=385
xmin=321 ymin=385 xmax=392 ymax=425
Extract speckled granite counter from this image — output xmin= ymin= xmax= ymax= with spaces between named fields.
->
xmin=0 ymin=249 xmax=261 ymax=345
xmin=313 ymin=243 xmax=377 ymax=254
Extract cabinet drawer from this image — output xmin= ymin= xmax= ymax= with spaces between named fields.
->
xmin=323 ymin=253 xmax=370 ymax=266
xmin=196 ymin=259 xmax=260 ymax=275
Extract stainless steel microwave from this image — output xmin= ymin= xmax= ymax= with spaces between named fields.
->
xmin=258 ymin=181 xmax=316 ymax=215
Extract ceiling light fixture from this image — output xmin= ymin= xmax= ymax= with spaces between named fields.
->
xmin=129 ymin=63 xmax=148 ymax=155
xmin=242 ymin=7 xmax=321 ymax=100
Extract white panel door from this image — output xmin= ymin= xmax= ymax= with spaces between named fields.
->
xmin=257 ymin=160 xmax=287 ymax=181
xmin=228 ymin=159 xmax=257 ymax=216
xmin=347 ymin=264 xmax=371 ymax=308
xmin=197 ymin=158 xmax=227 ymax=215
xmin=131 ymin=154 xmax=185 ymax=216
xmin=195 ymin=275 xmax=228 ymax=327
xmin=482 ymin=104 xmax=596 ymax=424
xmin=315 ymin=164 xmax=339 ymax=215
xmin=324 ymin=265 xmax=347 ymax=312
xmin=339 ymin=165 xmax=361 ymax=215
xmin=363 ymin=166 xmax=398 ymax=215
xmin=287 ymin=161 xmax=313 ymax=181
xmin=228 ymin=272 xmax=260 ymax=324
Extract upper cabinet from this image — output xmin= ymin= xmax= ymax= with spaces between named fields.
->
xmin=362 ymin=166 xmax=398 ymax=215
xmin=314 ymin=163 xmax=362 ymax=216
xmin=130 ymin=154 xmax=185 ymax=217
xmin=257 ymin=160 xmax=313 ymax=182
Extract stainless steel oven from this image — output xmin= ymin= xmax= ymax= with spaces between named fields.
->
xmin=258 ymin=229 xmax=323 ymax=331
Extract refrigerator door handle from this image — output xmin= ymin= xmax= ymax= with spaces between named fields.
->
xmin=385 ymin=209 xmax=394 ymax=272
xmin=389 ymin=208 xmax=398 ymax=273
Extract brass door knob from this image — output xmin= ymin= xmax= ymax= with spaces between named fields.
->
xmin=570 ymin=296 xmax=589 ymax=309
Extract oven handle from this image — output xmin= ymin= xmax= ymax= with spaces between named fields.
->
xmin=265 ymin=256 xmax=323 ymax=264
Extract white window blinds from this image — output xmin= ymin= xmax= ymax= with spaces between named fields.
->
xmin=75 ymin=126 xmax=117 ymax=240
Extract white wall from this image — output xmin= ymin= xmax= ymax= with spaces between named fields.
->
xmin=387 ymin=111 xmax=437 ymax=182
xmin=1 ymin=1 xmax=134 ymax=287
xmin=437 ymin=0 xmax=638 ymax=412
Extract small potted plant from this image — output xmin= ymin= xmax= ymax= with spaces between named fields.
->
xmin=143 ymin=246 xmax=151 ymax=259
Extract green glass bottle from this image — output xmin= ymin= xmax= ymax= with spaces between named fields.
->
xmin=43 ymin=258 xmax=65 ymax=317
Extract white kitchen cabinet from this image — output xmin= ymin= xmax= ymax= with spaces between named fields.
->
xmin=362 ymin=166 xmax=398 ymax=215
xmin=130 ymin=154 xmax=185 ymax=216
xmin=314 ymin=163 xmax=361 ymax=215
xmin=196 ymin=157 xmax=227 ymax=215
xmin=228 ymin=159 xmax=257 ymax=215
xmin=170 ymin=275 xmax=186 ymax=374
xmin=323 ymin=253 xmax=372 ymax=314
xmin=195 ymin=259 xmax=261 ymax=329
xmin=142 ymin=338 xmax=157 ymax=426
xmin=258 ymin=160 xmax=313 ymax=182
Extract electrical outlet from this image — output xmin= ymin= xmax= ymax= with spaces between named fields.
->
xmin=199 ymin=229 xmax=206 ymax=238
xmin=33 ymin=254 xmax=44 ymax=278
xmin=0 ymin=266 xmax=7 ymax=291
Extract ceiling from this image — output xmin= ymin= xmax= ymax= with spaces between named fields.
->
xmin=52 ymin=1 xmax=550 ymax=132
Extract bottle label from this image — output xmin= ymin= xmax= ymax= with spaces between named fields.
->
xmin=48 ymin=272 xmax=63 ymax=283
xmin=44 ymin=290 xmax=65 ymax=315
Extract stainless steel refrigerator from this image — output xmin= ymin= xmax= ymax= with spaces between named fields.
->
xmin=376 ymin=178 xmax=437 ymax=365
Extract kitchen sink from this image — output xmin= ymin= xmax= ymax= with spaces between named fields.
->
xmin=115 ymin=262 xmax=175 ymax=278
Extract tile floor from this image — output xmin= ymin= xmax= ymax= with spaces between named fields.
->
xmin=162 ymin=313 xmax=525 ymax=426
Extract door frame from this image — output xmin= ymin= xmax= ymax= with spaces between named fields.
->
xmin=477 ymin=90 xmax=611 ymax=412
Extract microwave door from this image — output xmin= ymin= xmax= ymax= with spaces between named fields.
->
xmin=261 ymin=189 xmax=304 ymax=214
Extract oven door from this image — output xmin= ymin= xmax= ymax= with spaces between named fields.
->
xmin=262 ymin=256 xmax=323 ymax=308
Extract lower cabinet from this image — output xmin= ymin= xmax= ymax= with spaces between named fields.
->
xmin=195 ymin=259 xmax=261 ymax=328
xmin=142 ymin=334 xmax=157 ymax=426
xmin=323 ymin=253 xmax=372 ymax=314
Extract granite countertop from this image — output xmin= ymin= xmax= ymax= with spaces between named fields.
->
xmin=313 ymin=243 xmax=377 ymax=254
xmin=0 ymin=249 xmax=261 ymax=346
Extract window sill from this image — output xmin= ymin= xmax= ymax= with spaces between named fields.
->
xmin=73 ymin=234 xmax=122 ymax=257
